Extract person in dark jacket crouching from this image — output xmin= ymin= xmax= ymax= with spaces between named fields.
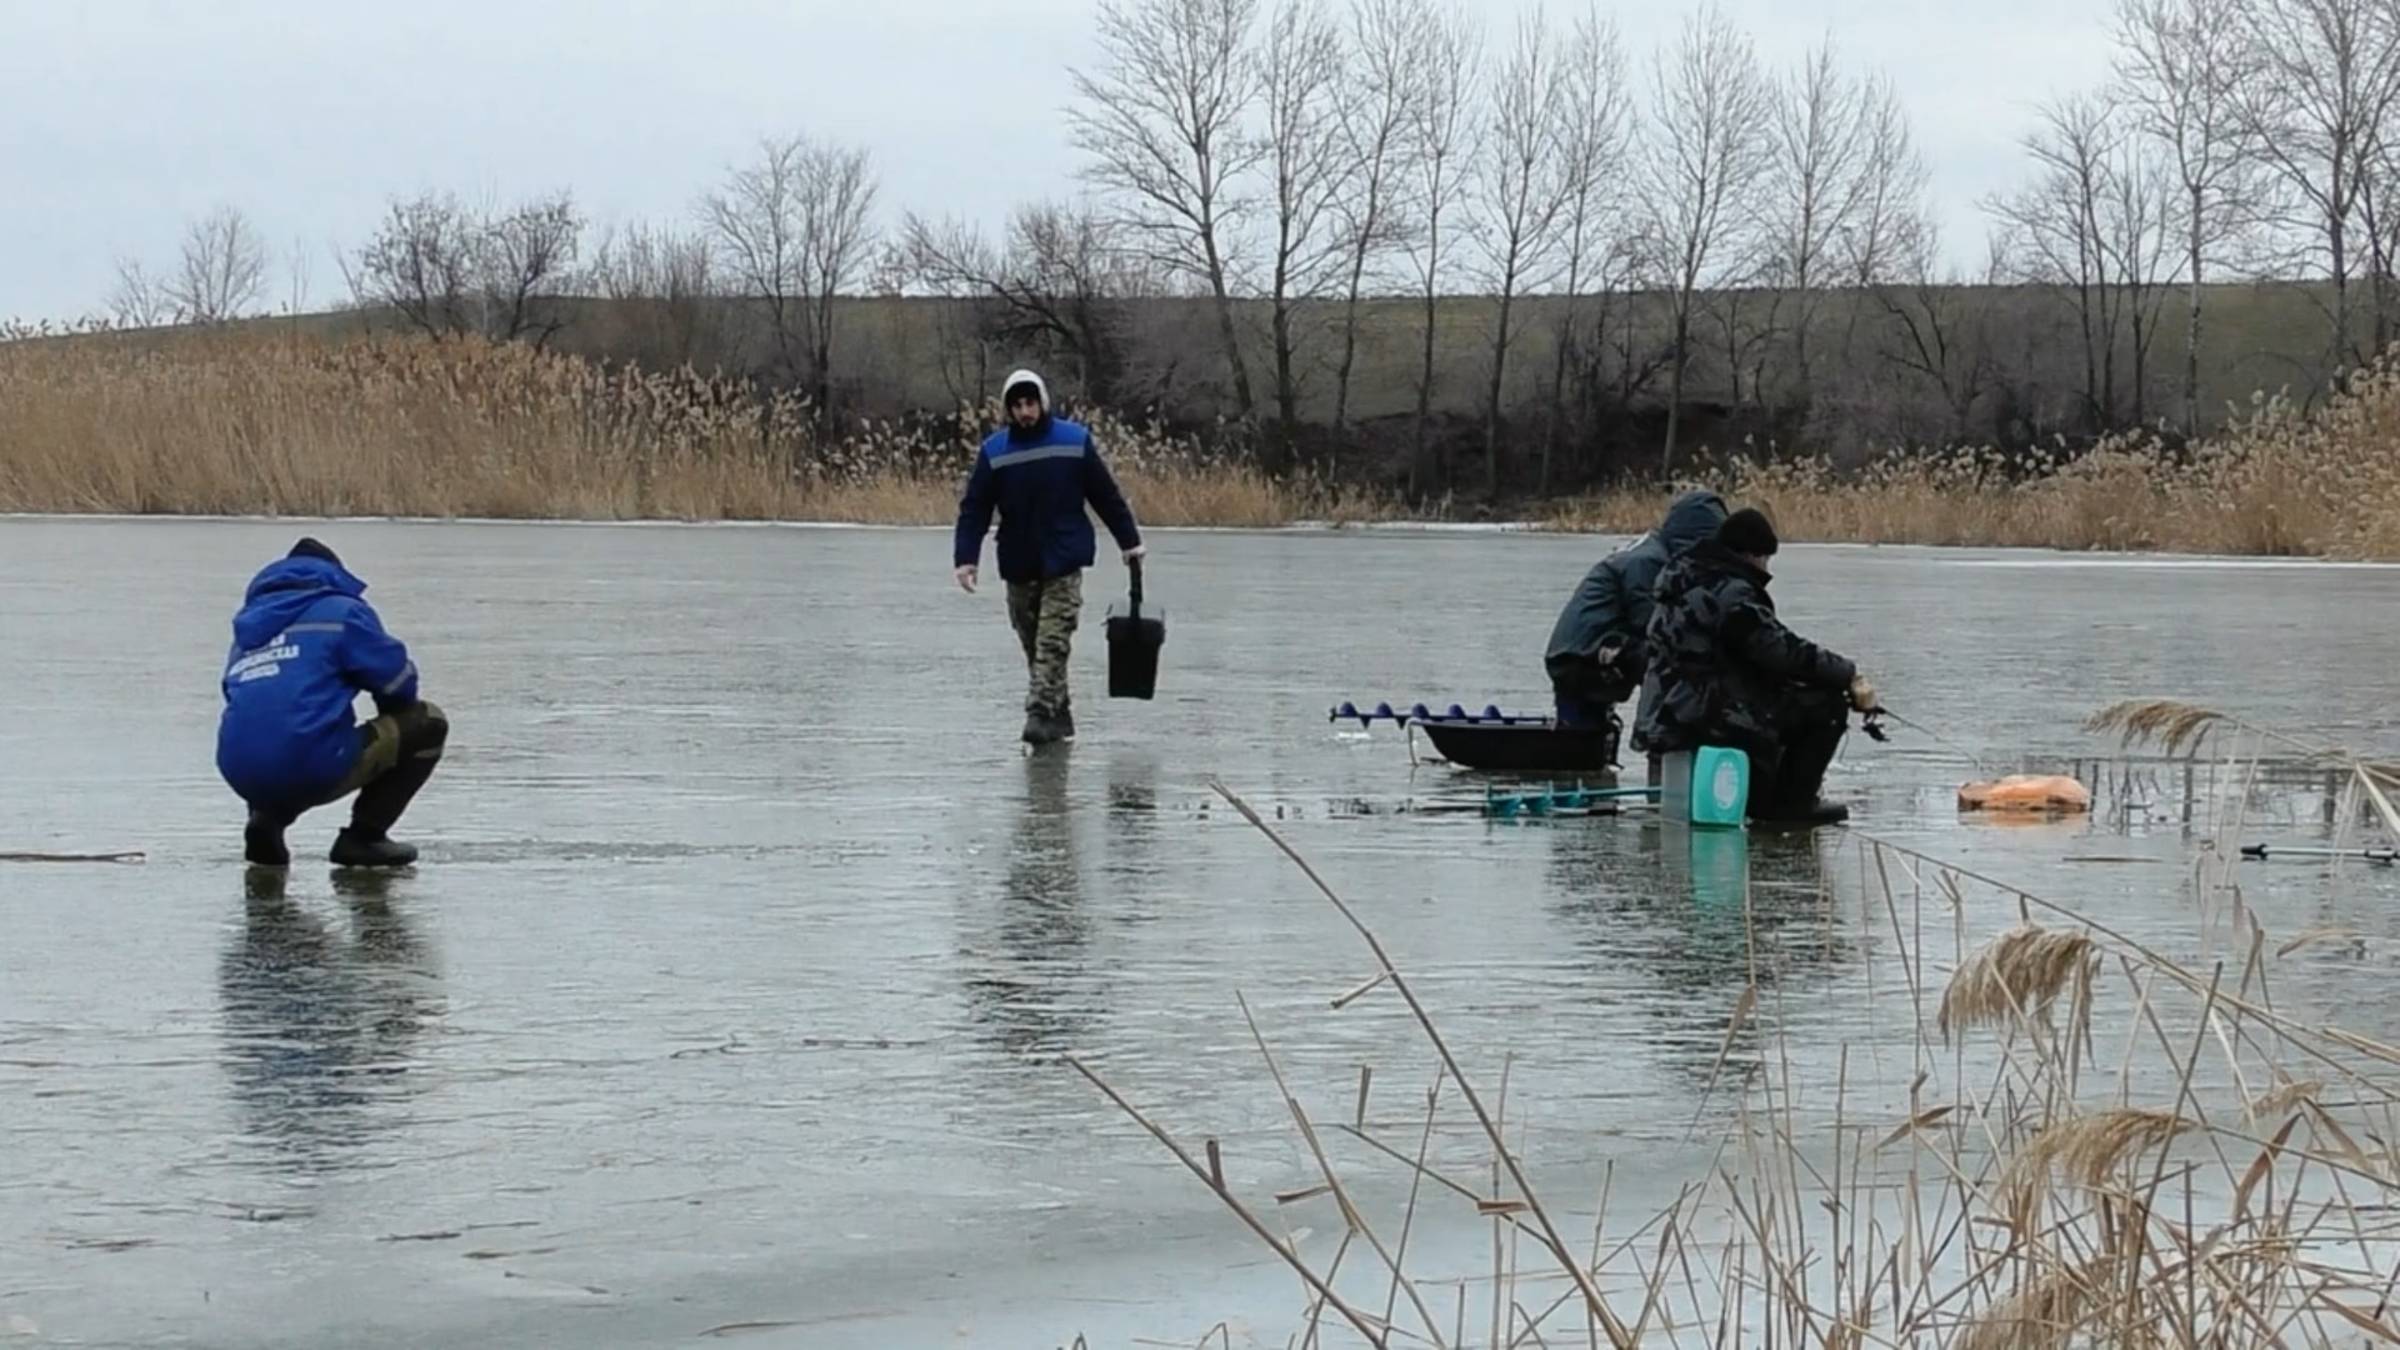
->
xmin=953 ymin=369 xmax=1146 ymax=745
xmin=217 ymin=538 xmax=448 ymax=868
xmin=1542 ymin=488 xmax=1726 ymax=765
xmin=1638 ymin=509 xmax=1879 ymax=826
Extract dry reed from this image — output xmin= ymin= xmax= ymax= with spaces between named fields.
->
xmin=0 ymin=328 xmax=1400 ymax=527
xmin=1075 ymin=714 xmax=2400 ymax=1348
xmin=1937 ymin=924 xmax=2100 ymax=1042
xmin=17 ymin=325 xmax=2400 ymax=554
xmin=2000 ymin=1109 xmax=2195 ymax=1231
xmin=1955 ymin=1256 xmax=2123 ymax=1350
xmin=1545 ymin=353 xmax=2400 ymax=558
xmin=2083 ymin=699 xmax=2234 ymax=758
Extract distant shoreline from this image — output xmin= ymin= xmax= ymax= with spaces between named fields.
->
xmin=8 ymin=510 xmax=2397 ymax=568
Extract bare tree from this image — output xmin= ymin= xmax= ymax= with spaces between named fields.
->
xmin=2105 ymin=138 xmax=2184 ymax=425
xmin=1985 ymin=92 xmax=2176 ymax=432
xmin=283 ymin=237 xmax=313 ymax=318
xmin=164 ymin=206 xmax=268 ymax=325
xmin=1871 ymin=222 xmax=1997 ymax=444
xmin=796 ymin=142 xmax=878 ymax=414
xmin=701 ymin=134 xmax=877 ymax=411
xmin=887 ymin=215 xmax=1000 ymax=402
xmin=901 ymin=201 xmax=1150 ymax=405
xmin=1987 ymin=94 xmax=2120 ymax=429
xmin=347 ymin=191 xmax=584 ymax=345
xmin=479 ymin=191 xmax=584 ymax=347
xmin=1837 ymin=76 xmax=1930 ymax=288
xmin=1327 ymin=0 xmax=1427 ymax=444
xmin=702 ymin=136 xmax=809 ymax=384
xmin=2114 ymin=0 xmax=2258 ymax=429
xmin=1399 ymin=1 xmax=1483 ymax=495
xmin=1068 ymin=0 xmax=1264 ymax=420
xmin=2230 ymin=0 xmax=2400 ymax=368
xmin=1469 ymin=8 xmax=1570 ymax=495
xmin=107 ymin=257 xmax=175 ymax=328
xmin=1827 ymin=77 xmax=1931 ymax=383
xmin=1764 ymin=39 xmax=1876 ymax=401
xmin=1256 ymin=0 xmax=1354 ymax=452
xmin=1640 ymin=5 xmax=1772 ymax=471
xmin=591 ymin=220 xmax=721 ymax=367
xmin=1541 ymin=4 xmax=1634 ymax=491
xmin=348 ymin=193 xmax=478 ymax=337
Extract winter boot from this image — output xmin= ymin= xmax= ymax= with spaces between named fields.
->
xmin=1022 ymin=709 xmax=1061 ymax=746
xmin=243 ymin=808 xmax=291 ymax=867
xmin=1752 ymin=799 xmax=1850 ymax=829
xmin=330 ymin=827 xmax=418 ymax=868
xmin=337 ymin=708 xmax=445 ymax=866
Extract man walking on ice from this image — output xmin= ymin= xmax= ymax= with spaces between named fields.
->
xmin=953 ymin=369 xmax=1146 ymax=746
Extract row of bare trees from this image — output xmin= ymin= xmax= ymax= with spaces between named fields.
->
xmin=108 ymin=207 xmax=275 ymax=328
xmin=85 ymin=0 xmax=2400 ymax=497
xmin=1984 ymin=0 xmax=2400 ymax=439
xmin=104 ymin=135 xmax=885 ymax=418
xmin=894 ymin=0 xmax=1934 ymax=490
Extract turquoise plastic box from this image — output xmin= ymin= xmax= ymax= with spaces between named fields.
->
xmin=1658 ymin=746 xmax=1751 ymax=828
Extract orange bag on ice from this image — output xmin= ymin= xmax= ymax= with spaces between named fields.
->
xmin=1957 ymin=774 xmax=2093 ymax=814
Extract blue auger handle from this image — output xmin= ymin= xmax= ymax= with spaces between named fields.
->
xmin=1329 ymin=700 xmax=1439 ymax=727
xmin=1331 ymin=699 xmax=1551 ymax=727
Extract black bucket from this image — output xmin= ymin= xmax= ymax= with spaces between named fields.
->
xmin=1104 ymin=559 xmax=1165 ymax=699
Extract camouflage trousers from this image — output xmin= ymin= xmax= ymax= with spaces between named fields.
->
xmin=1007 ymin=571 xmax=1083 ymax=716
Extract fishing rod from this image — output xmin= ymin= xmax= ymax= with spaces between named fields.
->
xmin=2239 ymin=842 xmax=2399 ymax=865
xmin=1863 ymin=706 xmax=1992 ymax=771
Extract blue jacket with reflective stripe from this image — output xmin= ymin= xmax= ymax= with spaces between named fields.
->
xmin=952 ymin=414 xmax=1142 ymax=583
xmin=215 ymin=555 xmax=420 ymax=808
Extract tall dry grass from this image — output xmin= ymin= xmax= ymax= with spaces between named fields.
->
xmin=0 ymin=328 xmax=1398 ymax=527
xmin=1547 ymin=358 xmax=2400 ymax=558
xmin=13 ymin=325 xmax=2400 ymax=555
xmin=1080 ymin=744 xmax=2400 ymax=1347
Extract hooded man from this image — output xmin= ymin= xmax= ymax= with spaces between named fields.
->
xmin=1639 ymin=508 xmax=1879 ymax=826
xmin=217 ymin=537 xmax=449 ymax=868
xmin=1543 ymin=488 xmax=1726 ymax=763
xmin=953 ymin=369 xmax=1146 ymax=745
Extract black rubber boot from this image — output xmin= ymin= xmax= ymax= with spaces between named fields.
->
xmin=330 ymin=827 xmax=419 ymax=868
xmin=340 ymin=707 xmax=446 ymax=861
xmin=244 ymin=808 xmax=291 ymax=867
xmin=1752 ymin=799 xmax=1850 ymax=828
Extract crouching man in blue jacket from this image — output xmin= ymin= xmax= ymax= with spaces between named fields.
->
xmin=216 ymin=538 xmax=449 ymax=868
xmin=953 ymin=369 xmax=1145 ymax=745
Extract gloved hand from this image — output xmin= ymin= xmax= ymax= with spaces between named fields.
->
xmin=1123 ymin=544 xmax=1148 ymax=565
xmin=1848 ymin=675 xmax=1881 ymax=713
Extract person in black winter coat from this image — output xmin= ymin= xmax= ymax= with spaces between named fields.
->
xmin=1543 ymin=489 xmax=1726 ymax=758
xmin=1639 ymin=509 xmax=1879 ymax=825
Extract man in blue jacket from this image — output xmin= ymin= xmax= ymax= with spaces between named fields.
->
xmin=217 ymin=537 xmax=449 ymax=868
xmin=953 ymin=369 xmax=1146 ymax=745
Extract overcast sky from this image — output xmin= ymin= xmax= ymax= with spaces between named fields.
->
xmin=0 ymin=0 xmax=2121 ymax=324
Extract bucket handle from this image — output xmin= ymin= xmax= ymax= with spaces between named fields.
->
xmin=1128 ymin=556 xmax=1144 ymax=614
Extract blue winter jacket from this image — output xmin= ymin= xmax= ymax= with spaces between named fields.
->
xmin=215 ymin=555 xmax=420 ymax=808
xmin=952 ymin=413 xmax=1143 ymax=583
